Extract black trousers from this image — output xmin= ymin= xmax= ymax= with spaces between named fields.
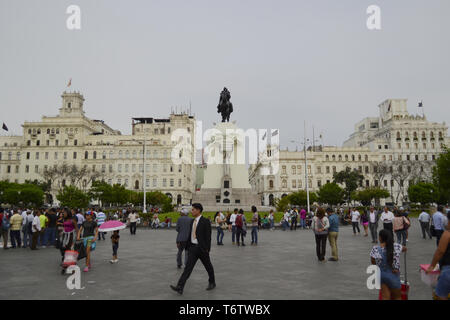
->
xmin=383 ymin=222 xmax=393 ymax=237
xmin=177 ymin=245 xmax=215 ymax=289
xmin=236 ymin=227 xmax=245 ymax=244
xmin=420 ymin=221 xmax=432 ymax=239
xmin=315 ymin=234 xmax=327 ymax=261
xmin=352 ymin=222 xmax=360 ymax=234
xmin=291 ymin=218 xmax=297 ymax=230
xmin=130 ymin=222 xmax=137 ymax=235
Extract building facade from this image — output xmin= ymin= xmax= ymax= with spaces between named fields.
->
xmin=250 ymin=99 xmax=449 ymax=206
xmin=0 ymin=91 xmax=196 ymax=206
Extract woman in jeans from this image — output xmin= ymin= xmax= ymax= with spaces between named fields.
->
xmin=312 ymin=208 xmax=329 ymax=262
xmin=214 ymin=212 xmax=224 ymax=245
xmin=426 ymin=211 xmax=450 ymax=300
xmin=370 ymin=229 xmax=407 ymax=300
xmin=77 ymin=212 xmax=99 ymax=272
xmin=393 ymin=210 xmax=409 ymax=246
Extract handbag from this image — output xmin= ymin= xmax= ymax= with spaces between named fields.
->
xmin=75 ymin=241 xmax=87 ymax=260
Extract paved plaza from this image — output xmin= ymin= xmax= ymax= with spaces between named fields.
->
xmin=0 ymin=218 xmax=438 ymax=300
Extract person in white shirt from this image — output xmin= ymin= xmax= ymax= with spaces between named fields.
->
xmin=418 ymin=209 xmax=432 ymax=239
xmin=380 ymin=207 xmax=395 ymax=235
xmin=269 ymin=210 xmax=275 ymax=230
xmin=31 ymin=210 xmax=42 ymax=250
xmin=128 ymin=210 xmax=139 ymax=235
xmin=351 ymin=208 xmax=361 ymax=235
xmin=22 ymin=210 xmax=34 ymax=248
xmin=368 ymin=207 xmax=380 ymax=243
xmin=230 ymin=209 xmax=238 ymax=244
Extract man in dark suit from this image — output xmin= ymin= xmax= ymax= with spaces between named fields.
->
xmin=176 ymin=208 xmax=192 ymax=268
xmin=170 ymin=203 xmax=216 ymax=294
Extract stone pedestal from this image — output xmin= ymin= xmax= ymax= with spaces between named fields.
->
xmin=193 ymin=122 xmax=260 ymax=210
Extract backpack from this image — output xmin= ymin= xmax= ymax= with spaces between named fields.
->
xmin=235 ymin=214 xmax=243 ymax=228
xmin=2 ymin=215 xmax=10 ymax=230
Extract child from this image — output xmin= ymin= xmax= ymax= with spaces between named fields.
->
xmin=110 ymin=230 xmax=120 ymax=264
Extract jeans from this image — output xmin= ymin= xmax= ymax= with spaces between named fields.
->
xmin=98 ymin=231 xmax=106 ymax=240
xmin=216 ymin=227 xmax=224 ymax=244
xmin=300 ymin=218 xmax=306 ymax=229
xmin=22 ymin=229 xmax=32 ymax=248
xmin=270 ymin=220 xmax=274 ymax=229
xmin=369 ymin=223 xmax=378 ymax=242
xmin=420 ymin=221 xmax=432 ymax=239
xmin=45 ymin=227 xmax=56 ymax=246
xmin=315 ymin=234 xmax=327 ymax=261
xmin=328 ymin=231 xmax=338 ymax=260
xmin=10 ymin=230 xmax=21 ymax=248
xmin=112 ymin=244 xmax=119 ymax=257
xmin=395 ymin=230 xmax=407 ymax=246
xmin=282 ymin=221 xmax=289 ymax=231
xmin=232 ymin=225 xmax=237 ymax=243
xmin=251 ymin=226 xmax=258 ymax=244
xmin=352 ymin=222 xmax=360 ymax=234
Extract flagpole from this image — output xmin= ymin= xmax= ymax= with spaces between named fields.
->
xmin=304 ymin=121 xmax=310 ymax=215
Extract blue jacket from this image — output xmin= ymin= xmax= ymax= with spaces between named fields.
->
xmin=328 ymin=214 xmax=339 ymax=232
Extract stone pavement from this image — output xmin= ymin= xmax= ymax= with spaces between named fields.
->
xmin=0 ymin=218 xmax=438 ymax=300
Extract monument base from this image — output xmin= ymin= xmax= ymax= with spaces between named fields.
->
xmin=192 ymin=188 xmax=262 ymax=212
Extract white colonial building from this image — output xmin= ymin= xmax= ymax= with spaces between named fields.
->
xmin=0 ymin=91 xmax=196 ymax=206
xmin=250 ymin=99 xmax=449 ymax=206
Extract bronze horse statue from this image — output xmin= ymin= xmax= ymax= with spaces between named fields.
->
xmin=217 ymin=87 xmax=233 ymax=122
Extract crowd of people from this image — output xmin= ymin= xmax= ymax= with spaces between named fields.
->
xmin=1 ymin=203 xmax=449 ymax=299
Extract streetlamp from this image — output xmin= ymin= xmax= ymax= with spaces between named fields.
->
xmin=131 ymin=137 xmax=147 ymax=213
xmin=290 ymin=122 xmax=320 ymax=215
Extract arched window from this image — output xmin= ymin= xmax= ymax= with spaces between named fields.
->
xmin=177 ymin=194 xmax=182 ymax=205
xmin=93 ymin=151 xmax=97 ymax=159
xmin=269 ymin=194 xmax=274 ymax=206
xmin=269 ymin=180 xmax=274 ymax=189
xmin=338 ymin=155 xmax=342 ymax=161
xmin=85 ymin=151 xmax=88 ymax=159
xmin=135 ymin=180 xmax=139 ymax=190
xmin=345 ymin=155 xmax=348 ymax=161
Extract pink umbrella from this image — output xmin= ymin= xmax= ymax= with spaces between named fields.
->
xmin=99 ymin=220 xmax=126 ymax=232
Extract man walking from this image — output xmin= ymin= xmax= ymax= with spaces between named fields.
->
xmin=128 ymin=210 xmax=139 ymax=235
xmin=350 ymin=207 xmax=361 ymax=235
xmin=368 ymin=206 xmax=380 ymax=243
xmin=418 ymin=209 xmax=432 ymax=240
xmin=175 ymin=208 xmax=192 ymax=268
xmin=327 ymin=207 xmax=339 ymax=261
xmin=96 ymin=209 xmax=106 ymax=240
xmin=432 ymin=205 xmax=447 ymax=246
xmin=170 ymin=203 xmax=215 ymax=295
xmin=381 ymin=207 xmax=394 ymax=236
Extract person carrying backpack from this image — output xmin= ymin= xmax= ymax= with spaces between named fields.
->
xmin=1 ymin=208 xmax=11 ymax=250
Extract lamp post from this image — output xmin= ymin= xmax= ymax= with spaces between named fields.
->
xmin=132 ymin=138 xmax=147 ymax=213
xmin=290 ymin=121 xmax=320 ymax=215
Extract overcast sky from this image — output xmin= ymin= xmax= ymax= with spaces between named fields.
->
xmin=1 ymin=0 xmax=449 ymax=149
